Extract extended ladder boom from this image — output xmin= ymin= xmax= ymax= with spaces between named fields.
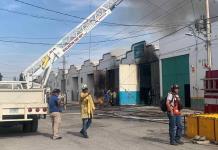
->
xmin=24 ymin=0 xmax=123 ymax=88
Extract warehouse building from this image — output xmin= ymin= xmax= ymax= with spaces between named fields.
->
xmin=95 ymin=53 xmax=120 ymax=102
xmin=47 ymin=21 xmax=218 ymax=110
xmin=159 ymin=21 xmax=218 ymax=110
xmin=120 ymin=41 xmax=160 ymax=105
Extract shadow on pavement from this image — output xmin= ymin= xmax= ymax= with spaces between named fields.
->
xmin=67 ymin=131 xmax=83 ymax=138
xmin=0 ymin=126 xmax=51 ymax=139
xmin=0 ymin=131 xmax=51 ymax=139
xmin=142 ymin=136 xmax=169 ymax=145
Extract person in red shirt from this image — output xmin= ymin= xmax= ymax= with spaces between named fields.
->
xmin=166 ymin=84 xmax=183 ymax=145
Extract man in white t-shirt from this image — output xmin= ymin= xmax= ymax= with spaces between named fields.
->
xmin=166 ymin=84 xmax=183 ymax=145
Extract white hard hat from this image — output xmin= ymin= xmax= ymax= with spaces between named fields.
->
xmin=81 ymin=84 xmax=88 ymax=90
xmin=46 ymin=87 xmax=51 ymax=93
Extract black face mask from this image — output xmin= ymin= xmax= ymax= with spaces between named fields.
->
xmin=171 ymin=90 xmax=179 ymax=94
xmin=82 ymin=89 xmax=88 ymax=93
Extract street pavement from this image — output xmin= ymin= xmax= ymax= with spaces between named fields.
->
xmin=0 ymin=105 xmax=216 ymax=150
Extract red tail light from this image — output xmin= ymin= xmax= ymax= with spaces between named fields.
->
xmin=43 ymin=107 xmax=47 ymax=112
xmin=28 ymin=108 xmax=32 ymax=112
xmin=36 ymin=108 xmax=40 ymax=112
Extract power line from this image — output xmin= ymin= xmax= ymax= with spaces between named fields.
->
xmin=5 ymin=0 xmax=213 ymax=50
xmin=13 ymin=0 xmax=187 ymax=28
xmin=0 ymin=17 xmax=217 ymax=48
xmin=89 ymin=37 xmax=218 ymax=67
xmin=190 ymin=0 xmax=196 ymax=20
xmin=69 ymin=22 xmax=196 ymax=61
xmin=0 ymin=7 xmax=185 ymax=28
xmin=0 ymin=25 xmax=182 ymax=40
xmin=0 ymin=35 xmax=103 ymax=39
xmin=88 ymin=0 xmax=178 ymax=51
xmin=67 ymin=38 xmax=218 ymax=88
xmin=0 ymin=8 xmax=79 ymax=24
xmin=210 ymin=15 xmax=218 ymax=20
xmin=90 ymin=0 xmax=188 ymax=51
xmin=0 ymin=28 xmax=178 ymax=46
xmin=1 ymin=1 xmax=217 ymax=56
xmin=147 ymin=23 xmax=192 ymax=45
xmin=125 ymin=0 xmax=189 ymax=36
xmin=160 ymin=37 xmax=218 ymax=56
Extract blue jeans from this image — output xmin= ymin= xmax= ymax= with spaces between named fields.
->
xmin=167 ymin=113 xmax=183 ymax=143
xmin=81 ymin=118 xmax=92 ymax=135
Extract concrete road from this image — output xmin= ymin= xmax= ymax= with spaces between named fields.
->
xmin=0 ymin=112 xmax=217 ymax=150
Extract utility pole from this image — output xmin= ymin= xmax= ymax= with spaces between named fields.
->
xmin=61 ymin=55 xmax=67 ymax=107
xmin=62 ymin=55 xmax=66 ymax=92
xmin=205 ymin=0 xmax=212 ymax=69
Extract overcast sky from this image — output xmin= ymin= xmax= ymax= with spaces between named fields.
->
xmin=0 ymin=0 xmax=217 ymax=80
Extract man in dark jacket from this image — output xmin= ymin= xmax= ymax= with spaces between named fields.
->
xmin=49 ymin=89 xmax=63 ymax=140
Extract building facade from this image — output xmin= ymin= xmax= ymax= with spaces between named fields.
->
xmin=159 ymin=21 xmax=218 ymax=110
xmin=47 ymin=21 xmax=218 ymax=110
xmin=66 ymin=65 xmax=79 ymax=102
xmin=78 ymin=60 xmax=97 ymax=97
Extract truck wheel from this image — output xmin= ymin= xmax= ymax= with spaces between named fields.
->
xmin=31 ymin=116 xmax=38 ymax=132
xmin=23 ymin=116 xmax=38 ymax=132
xmin=23 ymin=122 xmax=32 ymax=132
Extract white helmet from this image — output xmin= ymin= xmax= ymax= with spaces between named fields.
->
xmin=46 ymin=87 xmax=51 ymax=93
xmin=81 ymin=84 xmax=88 ymax=90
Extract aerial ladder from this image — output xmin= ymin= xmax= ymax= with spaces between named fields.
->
xmin=23 ymin=0 xmax=124 ymax=89
xmin=0 ymin=0 xmax=124 ymax=129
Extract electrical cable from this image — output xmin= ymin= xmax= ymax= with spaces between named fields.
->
xmin=123 ymin=0 xmax=189 ymax=36
xmin=89 ymin=0 xmax=173 ymax=49
xmin=2 ymin=0 xmax=217 ymax=47
xmin=191 ymin=0 xmax=196 ymax=20
xmin=0 ymin=8 xmax=79 ymax=24
xmin=0 ymin=28 xmax=178 ymax=46
xmin=159 ymin=37 xmax=218 ymax=56
xmin=90 ymin=0 xmax=189 ymax=52
xmin=0 ymin=7 xmax=186 ymax=28
xmin=14 ymin=0 xmax=193 ymax=28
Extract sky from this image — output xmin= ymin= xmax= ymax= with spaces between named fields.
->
xmin=0 ymin=0 xmax=217 ymax=80
xmin=0 ymin=0 xmax=142 ymax=79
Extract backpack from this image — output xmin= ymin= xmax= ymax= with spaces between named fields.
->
xmin=160 ymin=93 xmax=174 ymax=112
xmin=160 ymin=96 xmax=168 ymax=112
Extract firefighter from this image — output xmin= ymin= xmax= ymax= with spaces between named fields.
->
xmin=80 ymin=84 xmax=95 ymax=138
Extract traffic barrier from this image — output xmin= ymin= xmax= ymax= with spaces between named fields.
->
xmin=185 ymin=114 xmax=218 ymax=142
xmin=198 ymin=117 xmax=215 ymax=141
xmin=185 ymin=115 xmax=198 ymax=138
xmin=216 ymin=119 xmax=218 ymax=142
